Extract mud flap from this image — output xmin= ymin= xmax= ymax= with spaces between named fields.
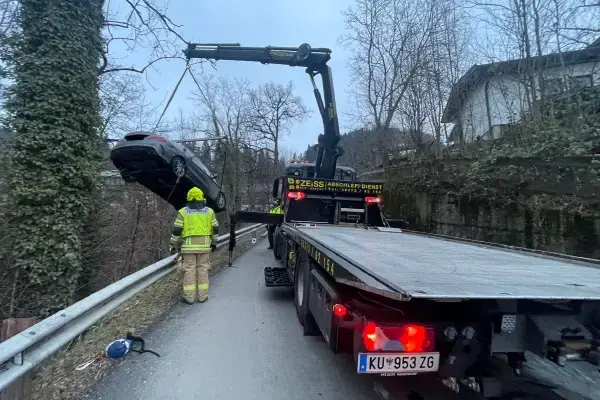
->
xmin=309 ymin=268 xmax=340 ymax=352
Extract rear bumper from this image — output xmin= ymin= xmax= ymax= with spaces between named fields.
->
xmin=110 ymin=143 xmax=167 ymax=171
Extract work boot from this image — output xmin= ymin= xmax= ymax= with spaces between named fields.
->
xmin=198 ymin=297 xmax=208 ymax=303
xmin=182 ymin=298 xmax=194 ymax=305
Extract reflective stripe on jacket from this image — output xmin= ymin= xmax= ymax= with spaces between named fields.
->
xmin=170 ymin=203 xmax=218 ymax=252
xmin=269 ymin=205 xmax=283 ymax=215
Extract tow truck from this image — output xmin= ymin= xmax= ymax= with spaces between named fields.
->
xmin=185 ymin=43 xmax=600 ymax=398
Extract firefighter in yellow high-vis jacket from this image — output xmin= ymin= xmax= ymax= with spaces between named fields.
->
xmin=169 ymin=187 xmax=219 ymax=304
xmin=267 ymin=199 xmax=283 ymax=249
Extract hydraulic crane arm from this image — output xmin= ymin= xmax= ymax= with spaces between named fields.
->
xmin=184 ymin=43 xmax=343 ymax=180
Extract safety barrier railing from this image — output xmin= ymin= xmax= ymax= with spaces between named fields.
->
xmin=0 ymin=223 xmax=265 ymax=391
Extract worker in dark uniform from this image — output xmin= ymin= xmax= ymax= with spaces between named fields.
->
xmin=169 ymin=187 xmax=219 ymax=304
xmin=267 ymin=199 xmax=283 ymax=249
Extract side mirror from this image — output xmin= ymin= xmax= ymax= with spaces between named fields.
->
xmin=272 ymin=178 xmax=280 ymax=198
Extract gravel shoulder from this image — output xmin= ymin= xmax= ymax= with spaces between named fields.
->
xmin=29 ymin=234 xmax=259 ymax=400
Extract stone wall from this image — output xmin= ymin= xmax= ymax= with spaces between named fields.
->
xmin=371 ymin=155 xmax=600 ymax=259
xmin=384 ymin=189 xmax=600 ymax=259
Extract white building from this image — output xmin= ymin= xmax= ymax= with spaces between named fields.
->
xmin=442 ymin=42 xmax=600 ymax=143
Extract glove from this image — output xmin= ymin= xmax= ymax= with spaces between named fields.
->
xmin=211 ymin=244 xmax=217 ymax=252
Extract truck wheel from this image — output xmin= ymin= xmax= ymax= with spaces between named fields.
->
xmin=273 ymin=227 xmax=282 ymax=260
xmin=294 ymin=254 xmax=319 ymax=336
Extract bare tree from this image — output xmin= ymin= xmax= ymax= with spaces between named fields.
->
xmin=558 ymin=0 xmax=600 ymax=48
xmin=466 ymin=0 xmax=598 ymax=127
xmin=0 ymin=0 xmax=17 ymax=34
xmin=191 ymin=73 xmax=253 ymax=213
xmin=246 ymin=81 xmax=310 ymax=175
xmin=99 ymin=71 xmax=163 ymax=139
xmin=98 ymin=0 xmax=187 ymax=76
xmin=398 ymin=0 xmax=472 ymax=153
xmin=341 ymin=0 xmax=443 ymax=167
xmin=0 ymin=0 xmax=18 ymax=105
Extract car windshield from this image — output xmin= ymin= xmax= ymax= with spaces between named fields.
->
xmin=335 ymin=169 xmax=355 ymax=181
xmin=191 ymin=156 xmax=214 ymax=179
xmin=285 ymin=166 xmax=355 ymax=181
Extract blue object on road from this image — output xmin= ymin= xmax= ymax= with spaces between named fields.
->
xmin=76 ymin=334 xmax=161 ymax=371
xmin=105 ymin=339 xmax=132 ymax=359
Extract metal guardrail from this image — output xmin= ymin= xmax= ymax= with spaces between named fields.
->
xmin=0 ymin=223 xmax=264 ymax=391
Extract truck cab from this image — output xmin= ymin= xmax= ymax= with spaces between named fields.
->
xmin=284 ymin=160 xmax=356 ymax=181
xmin=280 ymin=160 xmax=372 ymax=224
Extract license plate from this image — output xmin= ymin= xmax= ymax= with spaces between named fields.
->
xmin=357 ymin=352 xmax=440 ymax=374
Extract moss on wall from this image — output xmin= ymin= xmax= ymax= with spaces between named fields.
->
xmin=385 ymin=187 xmax=600 ymax=259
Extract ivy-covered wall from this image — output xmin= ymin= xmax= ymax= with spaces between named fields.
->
xmin=3 ymin=0 xmax=105 ymax=318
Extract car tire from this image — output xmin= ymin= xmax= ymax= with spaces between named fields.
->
xmin=170 ymin=156 xmax=186 ymax=178
xmin=216 ymin=191 xmax=226 ymax=210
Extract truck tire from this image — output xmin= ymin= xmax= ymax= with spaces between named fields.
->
xmin=273 ymin=227 xmax=282 ymax=260
xmin=294 ymin=253 xmax=319 ymax=336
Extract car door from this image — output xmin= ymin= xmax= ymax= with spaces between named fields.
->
xmin=188 ymin=156 xmax=220 ymax=199
xmin=171 ymin=141 xmax=196 ymax=162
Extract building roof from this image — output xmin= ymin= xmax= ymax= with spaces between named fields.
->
xmin=442 ymin=44 xmax=600 ymax=123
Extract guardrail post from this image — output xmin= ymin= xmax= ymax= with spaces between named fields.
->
xmin=227 ymin=213 xmax=236 ymax=267
xmin=0 ymin=318 xmax=38 ymax=400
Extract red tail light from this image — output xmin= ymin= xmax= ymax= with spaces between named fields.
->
xmin=400 ymin=325 xmax=431 ymax=352
xmin=365 ymin=196 xmax=381 ymax=204
xmin=149 ymin=136 xmax=168 ymax=142
xmin=363 ymin=322 xmax=379 ymax=351
xmin=363 ymin=322 xmax=434 ymax=352
xmin=287 ymin=191 xmax=306 ymax=200
xmin=333 ymin=304 xmax=347 ymax=317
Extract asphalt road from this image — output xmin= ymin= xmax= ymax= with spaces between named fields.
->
xmin=86 ymin=239 xmax=600 ymax=400
xmin=86 ymin=240 xmax=379 ymax=400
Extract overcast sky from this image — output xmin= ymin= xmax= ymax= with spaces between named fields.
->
xmin=114 ymin=0 xmax=355 ymax=156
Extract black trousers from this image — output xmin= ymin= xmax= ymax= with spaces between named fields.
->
xmin=267 ymin=225 xmax=276 ymax=248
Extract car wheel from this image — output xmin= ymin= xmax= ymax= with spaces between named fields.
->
xmin=216 ymin=191 xmax=226 ymax=210
xmin=170 ymin=156 xmax=186 ymax=178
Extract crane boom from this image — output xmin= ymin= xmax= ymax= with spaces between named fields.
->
xmin=184 ymin=43 xmax=343 ymax=180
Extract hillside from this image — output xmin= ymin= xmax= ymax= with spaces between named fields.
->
xmin=303 ymin=128 xmax=434 ymax=173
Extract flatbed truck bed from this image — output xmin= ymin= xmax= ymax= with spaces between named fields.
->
xmin=285 ymin=223 xmax=600 ymax=301
xmin=230 ymin=174 xmax=600 ymax=399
